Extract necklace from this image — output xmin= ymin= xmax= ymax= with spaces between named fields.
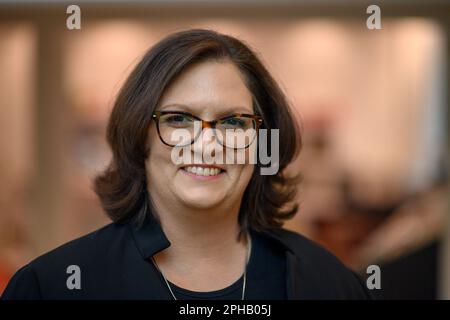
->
xmin=151 ymin=234 xmax=252 ymax=300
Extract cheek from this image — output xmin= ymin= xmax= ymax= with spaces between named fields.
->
xmin=231 ymin=165 xmax=255 ymax=202
xmin=146 ymin=130 xmax=175 ymax=178
xmin=243 ymin=164 xmax=255 ymax=182
xmin=232 ymin=164 xmax=254 ymax=189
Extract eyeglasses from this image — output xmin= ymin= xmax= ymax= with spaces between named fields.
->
xmin=151 ymin=111 xmax=263 ymax=149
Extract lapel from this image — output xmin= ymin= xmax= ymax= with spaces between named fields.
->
xmin=257 ymin=228 xmax=302 ymax=299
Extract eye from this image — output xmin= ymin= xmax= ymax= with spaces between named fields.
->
xmin=167 ymin=115 xmax=186 ymax=123
xmin=220 ymin=117 xmax=248 ymax=129
xmin=161 ymin=114 xmax=194 ymax=127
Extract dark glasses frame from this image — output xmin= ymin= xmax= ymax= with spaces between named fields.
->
xmin=151 ymin=110 xmax=263 ymax=149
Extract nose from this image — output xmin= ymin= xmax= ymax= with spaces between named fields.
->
xmin=194 ymin=127 xmax=217 ymax=149
xmin=192 ymin=127 xmax=223 ymax=163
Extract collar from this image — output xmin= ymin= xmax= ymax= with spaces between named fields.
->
xmin=254 ymin=228 xmax=295 ymax=254
xmin=128 ymin=213 xmax=171 ymax=259
xmin=128 ymin=213 xmax=293 ymax=260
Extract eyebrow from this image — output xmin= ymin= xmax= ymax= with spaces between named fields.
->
xmin=158 ymin=103 xmax=254 ymax=116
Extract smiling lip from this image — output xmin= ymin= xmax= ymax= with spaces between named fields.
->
xmin=180 ymin=164 xmax=225 ymax=181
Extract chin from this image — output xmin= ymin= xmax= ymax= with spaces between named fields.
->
xmin=176 ymin=191 xmax=227 ymax=210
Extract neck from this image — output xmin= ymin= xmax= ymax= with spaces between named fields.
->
xmin=148 ymin=192 xmax=249 ymax=291
xmin=151 ymin=193 xmax=245 ymax=259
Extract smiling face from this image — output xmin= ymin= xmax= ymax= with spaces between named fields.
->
xmin=146 ymin=60 xmax=256 ymax=213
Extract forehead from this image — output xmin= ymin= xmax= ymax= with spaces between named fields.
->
xmin=157 ymin=60 xmax=254 ymax=116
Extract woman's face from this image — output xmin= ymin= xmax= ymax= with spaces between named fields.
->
xmin=146 ymin=60 xmax=255 ymax=212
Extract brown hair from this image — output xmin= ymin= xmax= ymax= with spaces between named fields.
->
xmin=94 ymin=29 xmax=302 ymax=232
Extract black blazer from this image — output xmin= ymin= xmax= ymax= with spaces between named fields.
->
xmin=1 ymin=214 xmax=372 ymax=300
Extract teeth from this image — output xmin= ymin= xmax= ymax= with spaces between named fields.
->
xmin=183 ymin=166 xmax=222 ymax=176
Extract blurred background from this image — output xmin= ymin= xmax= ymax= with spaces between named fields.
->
xmin=0 ymin=0 xmax=449 ymax=299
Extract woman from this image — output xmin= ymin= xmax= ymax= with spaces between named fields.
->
xmin=2 ymin=29 xmax=371 ymax=300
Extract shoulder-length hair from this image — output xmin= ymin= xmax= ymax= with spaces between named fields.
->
xmin=94 ymin=29 xmax=302 ymax=232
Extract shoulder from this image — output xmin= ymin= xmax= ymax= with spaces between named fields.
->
xmin=30 ymin=222 xmax=129 ymax=271
xmin=270 ymin=227 xmax=343 ymax=264
xmin=265 ymin=228 xmax=373 ymax=299
xmin=1 ymin=263 xmax=41 ymax=299
xmin=1 ymin=222 xmax=132 ymax=300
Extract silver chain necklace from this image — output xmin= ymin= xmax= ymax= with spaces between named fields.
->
xmin=151 ymin=234 xmax=252 ymax=300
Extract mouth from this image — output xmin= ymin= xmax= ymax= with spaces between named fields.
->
xmin=180 ymin=165 xmax=225 ymax=178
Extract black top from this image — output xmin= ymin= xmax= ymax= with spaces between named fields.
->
xmin=163 ymin=231 xmax=286 ymax=300
xmin=1 ymin=213 xmax=372 ymax=300
xmin=169 ymin=275 xmax=245 ymax=300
